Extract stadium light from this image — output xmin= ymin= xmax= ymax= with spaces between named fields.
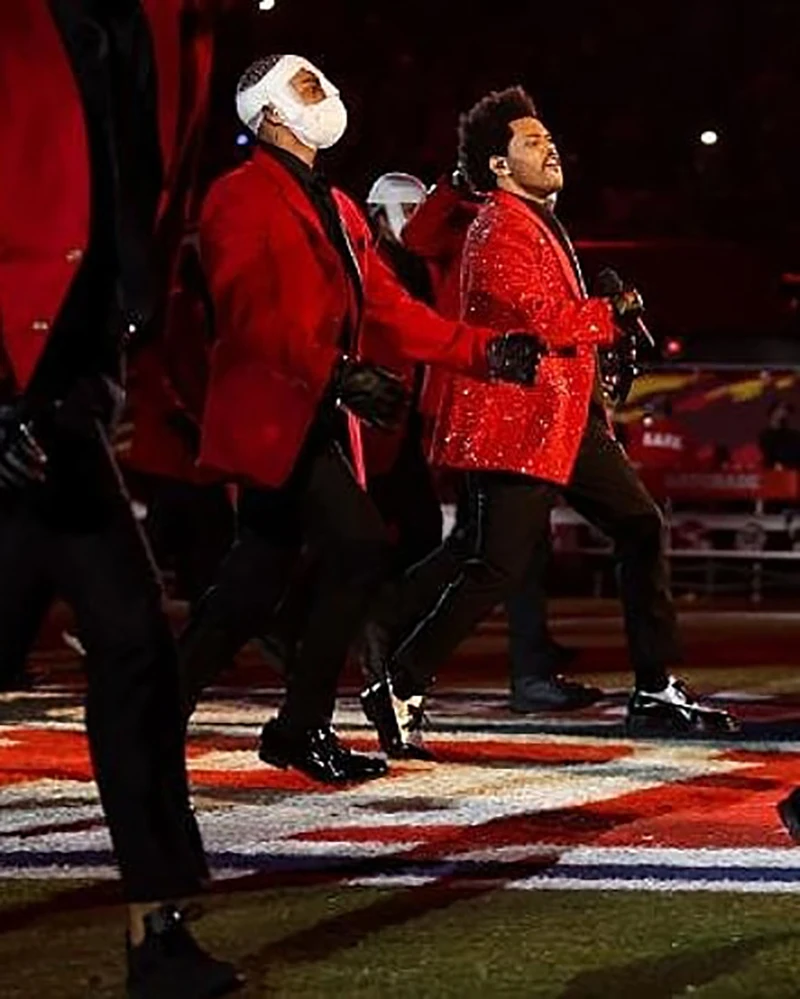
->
xmin=664 ymin=337 xmax=684 ymax=358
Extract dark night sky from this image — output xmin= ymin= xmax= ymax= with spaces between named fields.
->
xmin=203 ymin=0 xmax=800 ymax=252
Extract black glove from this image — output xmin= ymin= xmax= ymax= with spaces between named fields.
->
xmin=0 ymin=404 xmax=48 ymax=491
xmin=331 ymin=356 xmax=409 ymax=431
xmin=486 ymin=333 xmax=543 ymax=386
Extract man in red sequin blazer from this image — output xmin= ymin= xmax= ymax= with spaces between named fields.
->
xmin=363 ymin=87 xmax=739 ymax=746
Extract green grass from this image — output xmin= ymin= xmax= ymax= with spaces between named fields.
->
xmin=2 ymin=881 xmax=800 ymax=997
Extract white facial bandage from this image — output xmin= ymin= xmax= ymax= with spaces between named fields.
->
xmin=236 ymin=54 xmax=347 ymax=150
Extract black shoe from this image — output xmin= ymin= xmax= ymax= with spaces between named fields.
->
xmin=626 ymin=676 xmax=741 ymax=737
xmin=126 ymin=905 xmax=241 ymax=999
xmin=778 ymin=789 xmax=800 ymax=842
xmin=258 ymin=719 xmax=387 ymax=784
xmin=360 ymin=681 xmax=436 ymax=761
xmin=510 ymin=675 xmax=603 ymax=713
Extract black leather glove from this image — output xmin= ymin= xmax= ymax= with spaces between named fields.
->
xmin=331 ymin=356 xmax=409 ymax=431
xmin=0 ymin=404 xmax=48 ymax=491
xmin=486 ymin=333 xmax=543 ymax=386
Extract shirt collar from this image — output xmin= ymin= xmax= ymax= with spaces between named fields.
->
xmin=258 ymin=142 xmax=327 ymax=190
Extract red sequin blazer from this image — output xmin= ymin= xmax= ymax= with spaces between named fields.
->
xmin=428 ymin=191 xmax=619 ymax=485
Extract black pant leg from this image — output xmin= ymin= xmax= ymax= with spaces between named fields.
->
xmin=0 ymin=503 xmax=49 ymax=683
xmin=505 ymin=529 xmax=557 ymax=681
xmin=391 ymin=471 xmax=555 ymax=692
xmin=174 ymin=482 xmax=236 ymax=608
xmin=369 ymin=415 xmax=443 ymax=575
xmin=178 ymin=513 xmax=301 ymax=717
xmin=279 ymin=442 xmax=390 ymax=730
xmin=46 ymin=449 xmax=206 ymax=903
xmin=564 ymin=412 xmax=681 ymax=689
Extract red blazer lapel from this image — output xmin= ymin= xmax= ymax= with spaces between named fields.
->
xmin=251 ymin=149 xmax=352 ymax=281
xmin=494 ymin=191 xmax=584 ymax=299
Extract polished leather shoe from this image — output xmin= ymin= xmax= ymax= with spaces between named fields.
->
xmin=777 ymin=788 xmax=800 ymax=842
xmin=259 ymin=719 xmax=387 ymax=784
xmin=510 ymin=675 xmax=604 ymax=713
xmin=127 ymin=905 xmax=242 ymax=999
xmin=361 ymin=682 xmax=435 ymax=761
xmin=361 ymin=680 xmax=404 ymax=755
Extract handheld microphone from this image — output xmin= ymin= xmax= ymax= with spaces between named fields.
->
xmin=595 ymin=267 xmax=655 ymax=349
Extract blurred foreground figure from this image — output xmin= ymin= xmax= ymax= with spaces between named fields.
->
xmin=362 ymin=86 xmax=740 ymax=751
xmin=179 ymin=55 xmax=543 ymax=784
xmin=124 ymin=238 xmax=235 ymax=608
xmin=0 ymin=3 xmax=245 ymax=996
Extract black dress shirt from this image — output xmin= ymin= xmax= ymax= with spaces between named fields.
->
xmin=260 ymin=143 xmax=363 ymax=344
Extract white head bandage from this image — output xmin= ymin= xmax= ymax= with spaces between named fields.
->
xmin=236 ymin=54 xmax=348 ymax=150
xmin=367 ymin=172 xmax=428 ymax=241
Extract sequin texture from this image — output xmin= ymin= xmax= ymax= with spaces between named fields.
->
xmin=429 ymin=191 xmax=617 ymax=485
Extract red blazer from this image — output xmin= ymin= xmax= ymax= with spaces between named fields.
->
xmin=0 ymin=0 xmax=226 ymax=392
xmin=125 ymin=249 xmax=217 ymax=483
xmin=402 ymin=178 xmax=481 ymax=424
xmin=403 ymin=177 xmax=480 ymax=321
xmin=429 ymin=191 xmax=618 ymax=485
xmin=198 ymin=148 xmax=498 ymax=489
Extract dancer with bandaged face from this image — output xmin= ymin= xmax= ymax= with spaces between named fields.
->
xmin=364 ymin=172 xmax=444 ymax=575
xmin=256 ymin=172 xmax=441 ymax=680
xmin=179 ymin=55 xmax=544 ymax=784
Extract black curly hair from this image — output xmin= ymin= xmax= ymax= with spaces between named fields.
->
xmin=458 ymin=86 xmax=538 ymax=193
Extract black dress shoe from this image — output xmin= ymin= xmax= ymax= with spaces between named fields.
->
xmin=361 ymin=682 xmax=436 ymax=761
xmin=510 ymin=675 xmax=604 ymax=713
xmin=778 ymin=788 xmax=800 ymax=842
xmin=259 ymin=719 xmax=387 ymax=784
xmin=126 ymin=905 xmax=241 ymax=999
xmin=361 ymin=681 xmax=404 ymax=755
xmin=626 ymin=676 xmax=741 ymax=737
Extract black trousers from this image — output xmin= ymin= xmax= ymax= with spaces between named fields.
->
xmin=267 ymin=411 xmax=444 ymax=656
xmin=139 ymin=476 xmax=235 ymax=608
xmin=386 ymin=410 xmax=680 ymax=692
xmin=368 ymin=411 xmax=443 ymax=574
xmin=0 ymin=431 xmax=206 ymax=902
xmin=505 ymin=529 xmax=559 ymax=681
xmin=179 ymin=432 xmax=389 ymax=730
